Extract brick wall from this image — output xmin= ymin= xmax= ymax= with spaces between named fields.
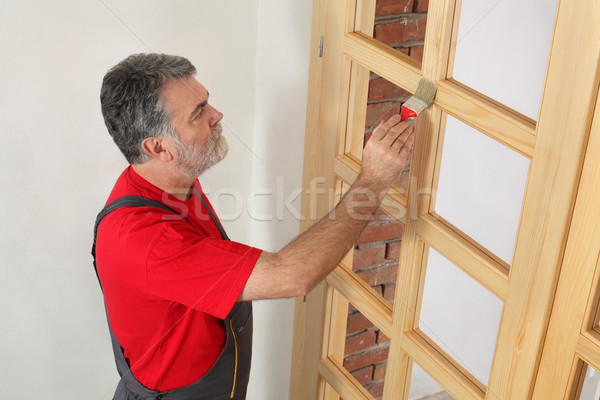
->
xmin=343 ymin=1 xmax=428 ymax=399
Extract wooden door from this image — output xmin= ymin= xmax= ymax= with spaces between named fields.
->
xmin=290 ymin=0 xmax=600 ymax=399
xmin=532 ymin=84 xmax=600 ymax=397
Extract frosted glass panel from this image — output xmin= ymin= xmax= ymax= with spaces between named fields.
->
xmin=420 ymin=248 xmax=503 ymax=386
xmin=409 ymin=362 xmax=454 ymax=400
xmin=452 ymin=0 xmax=557 ymax=120
xmin=435 ymin=116 xmax=529 ymax=264
xmin=578 ymin=364 xmax=600 ymax=400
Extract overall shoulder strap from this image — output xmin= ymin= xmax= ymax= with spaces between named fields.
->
xmin=192 ymin=187 xmax=230 ymax=241
xmin=91 ymin=195 xmax=184 ymax=288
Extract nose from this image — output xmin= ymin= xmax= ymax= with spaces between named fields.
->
xmin=208 ymin=104 xmax=223 ymax=126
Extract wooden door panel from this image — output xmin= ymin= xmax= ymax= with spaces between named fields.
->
xmin=291 ymin=0 xmax=600 ymax=398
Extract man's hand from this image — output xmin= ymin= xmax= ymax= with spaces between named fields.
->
xmin=361 ymin=114 xmax=414 ymax=189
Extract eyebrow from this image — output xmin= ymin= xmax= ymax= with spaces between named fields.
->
xmin=189 ymin=92 xmax=210 ymax=119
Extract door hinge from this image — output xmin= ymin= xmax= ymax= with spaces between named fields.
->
xmin=318 ymin=36 xmax=324 ymax=57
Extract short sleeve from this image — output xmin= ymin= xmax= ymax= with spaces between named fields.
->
xmin=146 ymin=221 xmax=261 ymax=319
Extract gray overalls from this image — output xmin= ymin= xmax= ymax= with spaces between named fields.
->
xmin=92 ymin=195 xmax=252 ymax=400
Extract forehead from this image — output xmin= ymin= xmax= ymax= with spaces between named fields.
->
xmin=161 ymin=77 xmax=207 ymax=119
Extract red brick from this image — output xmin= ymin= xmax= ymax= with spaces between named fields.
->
xmin=368 ymin=77 xmax=411 ymax=102
xmin=373 ymin=285 xmax=383 ymax=297
xmin=373 ymin=363 xmax=387 ymax=380
xmin=365 ymin=102 xmax=401 ymax=130
xmin=346 ymin=312 xmax=374 ymax=334
xmin=385 ymin=240 xmax=402 ymax=260
xmin=357 ymin=263 xmax=397 ymax=286
xmin=343 ymin=345 xmax=390 ymax=372
xmin=383 ymin=283 xmax=396 ymax=304
xmin=375 ymin=0 xmax=413 ymax=16
xmin=345 ymin=329 xmax=377 ymax=355
xmin=353 ymin=243 xmax=386 ymax=270
xmin=366 ymin=379 xmax=385 ymax=398
xmin=374 ymin=17 xmax=427 ymax=47
xmin=350 ymin=365 xmax=374 ymax=385
xmin=414 ymin=0 xmax=429 ymax=13
xmin=376 ymin=330 xmax=390 ymax=345
xmin=409 ymin=45 xmax=424 ymax=63
xmin=356 ymin=221 xmax=404 ymax=245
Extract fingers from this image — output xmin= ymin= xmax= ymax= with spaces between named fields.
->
xmin=374 ymin=115 xmax=412 ymax=147
xmin=398 ymin=131 xmax=415 ymax=158
xmin=371 ymin=114 xmax=403 ymax=140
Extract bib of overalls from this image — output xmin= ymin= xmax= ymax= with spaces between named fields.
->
xmin=92 ymin=195 xmax=253 ymax=400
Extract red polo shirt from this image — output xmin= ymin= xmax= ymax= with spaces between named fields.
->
xmin=96 ymin=166 xmax=260 ymax=391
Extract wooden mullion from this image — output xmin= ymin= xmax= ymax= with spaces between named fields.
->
xmin=337 ymin=58 xmax=353 ymax=158
xmin=344 ymin=32 xmax=421 ymax=93
xmin=576 ymin=330 xmax=600 ymax=373
xmin=416 ymin=214 xmax=509 ymax=300
xmin=435 ymin=80 xmax=536 ymax=158
xmin=402 ymin=330 xmax=485 ymax=400
xmin=345 ymin=61 xmax=370 ymax=162
xmin=319 ymin=357 xmax=375 ymax=400
xmin=327 ymin=266 xmax=393 ymax=338
xmin=423 ymin=109 xmax=447 ymax=216
xmin=322 ymin=282 xmax=351 ymax=360
xmin=352 ymin=0 xmax=375 ymax=37
xmin=382 ymin=0 xmax=459 ymax=398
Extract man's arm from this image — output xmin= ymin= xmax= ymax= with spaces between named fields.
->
xmin=239 ymin=114 xmax=414 ymax=301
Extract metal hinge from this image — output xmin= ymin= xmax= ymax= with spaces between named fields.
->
xmin=318 ymin=36 xmax=324 ymax=57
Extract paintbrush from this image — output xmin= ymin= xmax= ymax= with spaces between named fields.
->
xmin=400 ymin=77 xmax=437 ymax=124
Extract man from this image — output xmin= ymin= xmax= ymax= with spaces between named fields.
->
xmin=95 ymin=53 xmax=414 ymax=399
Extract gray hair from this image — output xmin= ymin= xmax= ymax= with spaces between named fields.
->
xmin=100 ymin=53 xmax=196 ymax=164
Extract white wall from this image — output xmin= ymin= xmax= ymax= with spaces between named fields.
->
xmin=0 ymin=1 xmax=310 ymax=399
xmin=246 ymin=1 xmax=311 ymax=399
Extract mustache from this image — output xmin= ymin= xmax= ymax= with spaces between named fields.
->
xmin=212 ymin=122 xmax=223 ymax=136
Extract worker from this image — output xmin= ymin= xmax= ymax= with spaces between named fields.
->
xmin=93 ymin=53 xmax=414 ymax=400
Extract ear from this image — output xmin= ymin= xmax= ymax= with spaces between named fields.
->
xmin=141 ymin=137 xmax=175 ymax=162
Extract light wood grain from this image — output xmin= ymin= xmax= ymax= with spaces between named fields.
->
xmin=533 ymin=81 xmax=600 ymax=398
xmin=402 ymin=330 xmax=485 ymax=400
xmin=488 ymin=0 xmax=600 ymax=396
xmin=289 ymin=0 xmax=345 ymax=398
xmin=327 ymin=265 xmax=393 ymax=338
xmin=319 ymin=357 xmax=375 ymax=400
xmin=416 ymin=214 xmax=509 ymax=300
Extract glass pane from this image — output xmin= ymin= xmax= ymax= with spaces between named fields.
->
xmin=452 ymin=0 xmax=558 ymax=120
xmin=435 ymin=115 xmax=529 ymax=265
xmin=344 ymin=301 xmax=390 ymax=399
xmin=577 ymin=363 xmax=600 ymax=399
xmin=353 ymin=207 xmax=404 ymax=305
xmin=356 ymin=0 xmax=428 ymax=63
xmin=409 ymin=362 xmax=454 ymax=400
xmin=419 ymin=247 xmax=503 ymax=386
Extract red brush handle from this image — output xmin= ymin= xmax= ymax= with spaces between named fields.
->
xmin=400 ymin=106 xmax=417 ymax=121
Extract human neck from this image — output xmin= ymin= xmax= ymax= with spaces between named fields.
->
xmin=132 ymin=162 xmax=197 ymax=201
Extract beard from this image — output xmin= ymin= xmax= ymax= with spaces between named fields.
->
xmin=173 ymin=122 xmax=229 ymax=178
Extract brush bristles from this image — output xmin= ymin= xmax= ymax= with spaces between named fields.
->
xmin=403 ymin=78 xmax=437 ymax=115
